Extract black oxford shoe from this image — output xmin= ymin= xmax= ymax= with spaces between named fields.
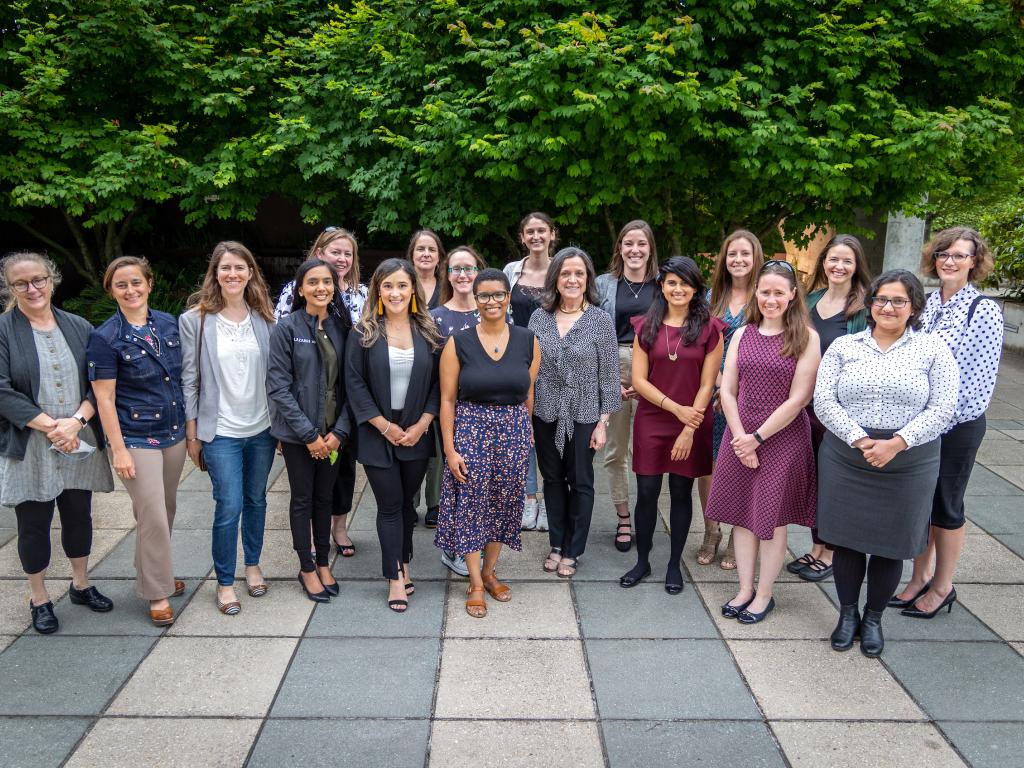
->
xmin=30 ymin=601 xmax=59 ymax=634
xmin=68 ymin=583 xmax=114 ymax=612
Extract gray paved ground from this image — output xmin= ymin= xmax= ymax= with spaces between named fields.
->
xmin=1 ymin=356 xmax=1022 ymax=767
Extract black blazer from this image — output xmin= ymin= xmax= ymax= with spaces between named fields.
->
xmin=345 ymin=325 xmax=439 ymax=468
xmin=0 ymin=307 xmax=104 ymax=460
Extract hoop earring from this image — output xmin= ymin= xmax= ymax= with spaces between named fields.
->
xmin=377 ymin=296 xmax=384 ymax=315
xmin=410 ymin=295 xmax=419 ymax=314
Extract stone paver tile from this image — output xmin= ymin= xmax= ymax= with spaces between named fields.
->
xmin=697 ymin=581 xmax=837 ymax=639
xmin=1014 ymin=642 xmax=1024 ymax=658
xmin=965 ymin=496 xmax=1024 ymax=534
xmin=0 ymin=716 xmax=93 ymax=768
xmin=168 ymin=579 xmax=313 ymax=637
xmin=574 ymin=533 xmax=675 ymax=582
xmin=576 ymin=581 xmax=718 ymax=639
xmin=445 ymin=581 xmax=577 ymax=639
xmin=178 ymin=467 xmax=213 ymax=492
xmin=272 ymin=637 xmax=437 ymax=717
xmin=681 ymin=536 xmax=804 ymax=583
xmin=480 ymin=532 xmax=560 ymax=580
xmin=976 ymin=440 xmax=1024 ymax=465
xmin=435 ymin=638 xmax=594 ymax=719
xmin=107 ymin=637 xmax=295 ymax=717
xmin=90 ymin=529 xmax=212 ymax=579
xmin=587 ymin=638 xmax=760 ymax=720
xmin=263 ymin=494 xmax=291 ymax=530
xmin=995 ymin=533 xmax=1024 ymax=558
xmin=165 ymin=492 xmax=216 ymax=529
xmin=231 ymin=528 xmax=306 ymax=580
xmin=53 ymin=579 xmax=201 ymax=636
xmin=954 ymin=532 xmax=1024 ymax=583
xmin=65 ymin=717 xmax=261 ymax=768
xmin=956 ymin=584 xmax=1024 ymax=641
xmin=0 ymin=529 xmax=124 ymax=578
xmin=0 ymin=634 xmax=15 ymax=652
xmin=772 ymin=722 xmax=966 ymax=768
xmin=430 ymin=721 xmax=604 ymax=768
xmin=985 ymin=401 xmax=1024 ymax=421
xmin=729 ymin=640 xmax=924 ymax=720
xmin=85 ymin=494 xmax=137 ymax=529
xmin=990 ymin=464 xmax=1024 ymax=491
xmin=250 ymin=719 xmax=429 ymax=768
xmin=327 ymin=530 xmax=448 ymax=581
xmin=883 ymin=640 xmax=1024 ymax=721
xmin=603 ymin=721 xmax=786 ymax=768
xmin=0 ymin=635 xmax=155 ymax=715
xmin=0 ymin=528 xmax=14 ymax=549
xmin=0 ymin=578 xmax=65 ymax=635
xmin=939 ymin=722 xmax=1024 ymax=768
xmin=966 ymin=465 xmax=1023 ymax=495
xmin=999 ymin=429 xmax=1024 ymax=441
xmin=305 ymin=579 xmax=443 ymax=638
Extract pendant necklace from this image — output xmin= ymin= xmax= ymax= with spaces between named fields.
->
xmin=622 ymin=277 xmax=646 ymax=300
xmin=665 ymin=325 xmax=683 ymax=362
xmin=480 ymin=326 xmax=507 ymax=354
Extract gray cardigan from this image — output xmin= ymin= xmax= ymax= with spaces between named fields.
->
xmin=0 ymin=307 xmax=102 ymax=460
xmin=595 ymin=273 xmax=618 ymax=322
xmin=179 ymin=308 xmax=274 ymax=443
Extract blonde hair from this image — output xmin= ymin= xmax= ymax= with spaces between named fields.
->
xmin=311 ymin=227 xmax=361 ymax=290
xmin=0 ymin=252 xmax=62 ymax=311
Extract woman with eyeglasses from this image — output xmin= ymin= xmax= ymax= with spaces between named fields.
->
xmin=275 ymin=226 xmax=364 ymax=558
xmin=408 ymin=229 xmax=446 ymax=311
xmin=0 ymin=253 xmax=114 ymax=634
xmin=435 ymin=268 xmax=541 ymax=617
xmin=815 ymin=270 xmax=958 ymax=655
xmin=784 ymin=235 xmax=872 ymax=584
xmin=346 ymin=258 xmax=442 ymax=611
xmin=706 ymin=260 xmax=820 ymax=624
xmin=889 ymin=229 xmax=1004 ymax=620
xmin=595 ymin=220 xmax=659 ymax=553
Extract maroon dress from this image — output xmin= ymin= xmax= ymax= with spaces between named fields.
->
xmin=706 ymin=326 xmax=816 ymax=539
xmin=632 ymin=316 xmax=725 ymax=477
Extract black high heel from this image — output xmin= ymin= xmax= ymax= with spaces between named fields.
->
xmin=887 ymin=581 xmax=931 ymax=609
xmin=297 ymin=573 xmax=330 ymax=603
xmin=900 ymin=587 xmax=956 ymax=619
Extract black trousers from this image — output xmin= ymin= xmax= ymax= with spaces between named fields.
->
xmin=634 ymin=474 xmax=694 ymax=572
xmin=364 ymin=458 xmax=429 ymax=580
xmin=534 ymin=418 xmax=597 ymax=559
xmin=832 ymin=545 xmax=903 ymax=612
xmin=15 ymin=489 xmax=93 ymax=575
xmin=282 ymin=441 xmax=340 ymax=572
xmin=332 ymin=442 xmax=357 ymax=517
xmin=932 ymin=415 xmax=986 ymax=530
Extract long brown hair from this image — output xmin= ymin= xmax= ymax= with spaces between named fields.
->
xmin=188 ymin=241 xmax=275 ymax=321
xmin=518 ymin=211 xmax=559 ymax=257
xmin=310 ymin=227 xmax=361 ymax=291
xmin=405 ymin=229 xmax=446 ymax=277
xmin=709 ymin=230 xmax=765 ymax=317
xmin=438 ymin=245 xmax=487 ymax=305
xmin=608 ymin=219 xmax=658 ymax=280
xmin=745 ymin=261 xmax=811 ymax=359
xmin=804 ymin=234 xmax=871 ymax=318
xmin=356 ymin=258 xmax=443 ymax=349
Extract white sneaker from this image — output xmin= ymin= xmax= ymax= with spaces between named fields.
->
xmin=440 ymin=550 xmax=469 ymax=577
xmin=535 ymin=499 xmax=548 ymax=531
xmin=521 ymin=497 xmax=538 ymax=530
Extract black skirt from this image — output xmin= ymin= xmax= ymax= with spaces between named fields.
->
xmin=817 ymin=429 xmax=941 ymax=559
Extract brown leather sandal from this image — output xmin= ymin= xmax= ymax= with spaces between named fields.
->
xmin=465 ymin=585 xmax=487 ymax=618
xmin=543 ymin=548 xmax=562 ymax=573
xmin=482 ymin=571 xmax=512 ymax=602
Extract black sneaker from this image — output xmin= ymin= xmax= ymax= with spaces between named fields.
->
xmin=425 ymin=506 xmax=439 ymax=528
xmin=30 ymin=601 xmax=58 ymax=634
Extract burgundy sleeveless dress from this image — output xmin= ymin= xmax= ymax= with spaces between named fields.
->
xmin=706 ymin=326 xmax=816 ymax=540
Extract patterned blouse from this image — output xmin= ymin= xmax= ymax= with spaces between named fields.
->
xmin=813 ymin=328 xmax=959 ymax=448
xmin=921 ymin=284 xmax=1003 ymax=429
xmin=274 ymin=280 xmax=367 ymax=325
xmin=529 ymin=305 xmax=621 ymax=454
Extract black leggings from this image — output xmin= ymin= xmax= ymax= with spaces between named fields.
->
xmin=364 ymin=458 xmax=429 ymax=580
xmin=15 ymin=490 xmax=93 ymax=574
xmin=832 ymin=545 xmax=903 ymax=612
xmin=634 ymin=474 xmax=694 ymax=573
xmin=282 ymin=442 xmax=340 ymax=572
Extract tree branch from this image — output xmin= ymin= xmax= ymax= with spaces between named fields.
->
xmin=14 ymin=221 xmax=76 ymax=264
xmin=60 ymin=212 xmax=101 ymax=286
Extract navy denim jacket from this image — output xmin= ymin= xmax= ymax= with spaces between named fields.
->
xmin=87 ymin=309 xmax=186 ymax=448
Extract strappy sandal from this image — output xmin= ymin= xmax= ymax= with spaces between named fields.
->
xmin=719 ymin=532 xmax=737 ymax=570
xmin=696 ymin=529 xmax=723 ymax=565
xmin=614 ymin=512 xmax=633 ymax=553
xmin=465 ymin=585 xmax=487 ymax=618
xmin=482 ymin=571 xmax=512 ymax=602
xmin=543 ymin=548 xmax=562 ymax=573
xmin=785 ymin=552 xmax=816 ymax=574
xmin=556 ymin=557 xmax=578 ymax=579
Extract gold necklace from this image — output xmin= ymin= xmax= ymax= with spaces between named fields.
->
xmin=665 ymin=325 xmax=684 ymax=361
xmin=559 ymin=302 xmax=585 ymax=314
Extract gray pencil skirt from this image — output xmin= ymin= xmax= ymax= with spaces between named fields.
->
xmin=817 ymin=429 xmax=941 ymax=560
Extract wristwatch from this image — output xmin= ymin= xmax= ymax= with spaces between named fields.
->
xmin=73 ymin=414 xmax=88 ymax=428
xmin=753 ymin=431 xmax=764 ymax=444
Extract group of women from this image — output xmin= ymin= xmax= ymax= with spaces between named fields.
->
xmin=0 ymin=216 xmax=1004 ymax=655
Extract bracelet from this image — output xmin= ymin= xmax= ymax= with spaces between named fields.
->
xmin=381 ymin=421 xmax=392 ymax=437
xmin=186 ymin=437 xmax=199 ymax=443
xmin=753 ymin=431 xmax=764 ymax=445
xmin=659 ymin=396 xmax=668 ymax=410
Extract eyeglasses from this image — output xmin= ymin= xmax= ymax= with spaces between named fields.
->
xmin=448 ymin=266 xmax=480 ymax=276
xmin=10 ymin=276 xmax=50 ymax=293
xmin=475 ymin=291 xmax=508 ymax=303
xmin=761 ymin=259 xmax=795 ymax=274
xmin=870 ymin=296 xmax=910 ymax=309
xmin=932 ymin=250 xmax=972 ymax=263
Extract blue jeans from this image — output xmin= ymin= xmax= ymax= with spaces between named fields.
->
xmin=203 ymin=429 xmax=277 ymax=585
xmin=526 ymin=446 xmax=539 ymax=495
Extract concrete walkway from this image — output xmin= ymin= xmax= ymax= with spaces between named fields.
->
xmin=1 ymin=357 xmax=1022 ymax=768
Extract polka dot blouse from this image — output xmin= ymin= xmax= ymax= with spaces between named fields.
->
xmin=921 ymin=284 xmax=1004 ymax=429
xmin=813 ymin=328 xmax=959 ymax=448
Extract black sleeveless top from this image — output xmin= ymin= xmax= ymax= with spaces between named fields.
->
xmin=453 ymin=325 xmax=535 ymax=405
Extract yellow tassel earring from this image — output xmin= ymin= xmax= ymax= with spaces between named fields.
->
xmin=410 ymin=295 xmax=418 ymax=314
xmin=377 ymin=296 xmax=384 ymax=315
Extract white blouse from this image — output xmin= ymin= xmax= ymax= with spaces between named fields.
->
xmin=388 ymin=346 xmax=416 ymax=411
xmin=813 ymin=328 xmax=959 ymax=448
xmin=921 ymin=284 xmax=1003 ymax=429
xmin=215 ymin=314 xmax=271 ymax=438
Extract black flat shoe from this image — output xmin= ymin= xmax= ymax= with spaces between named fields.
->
xmin=30 ymin=600 xmax=58 ymax=634
xmin=887 ymin=581 xmax=932 ymax=609
xmin=737 ymin=597 xmax=776 ymax=624
xmin=785 ymin=553 xmax=815 ymax=574
xmin=619 ymin=562 xmax=651 ymax=588
xmin=614 ymin=513 xmax=633 ymax=553
xmin=859 ymin=608 xmax=885 ymax=657
xmin=68 ymin=583 xmax=114 ymax=612
xmin=721 ymin=596 xmax=754 ymax=619
xmin=900 ymin=587 xmax=956 ymax=619
xmin=830 ymin=604 xmax=860 ymax=651
xmin=664 ymin=565 xmax=685 ymax=595
xmin=297 ymin=573 xmax=330 ymax=603
xmin=797 ymin=559 xmax=833 ymax=583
